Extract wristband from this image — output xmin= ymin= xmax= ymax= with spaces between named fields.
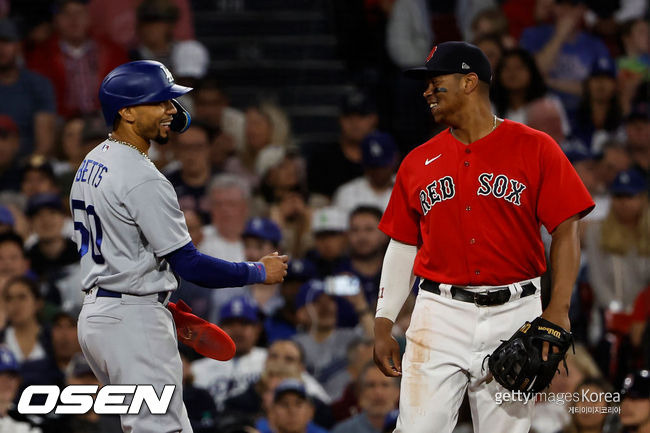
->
xmin=247 ymin=262 xmax=266 ymax=285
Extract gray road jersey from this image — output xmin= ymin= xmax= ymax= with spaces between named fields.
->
xmin=69 ymin=139 xmax=191 ymax=295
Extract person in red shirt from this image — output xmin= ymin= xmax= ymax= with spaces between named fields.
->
xmin=372 ymin=41 xmax=594 ymax=433
xmin=25 ymin=0 xmax=128 ymax=119
xmin=630 ymin=286 xmax=650 ymax=348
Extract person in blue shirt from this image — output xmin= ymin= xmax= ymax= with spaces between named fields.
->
xmin=519 ymin=0 xmax=612 ymax=117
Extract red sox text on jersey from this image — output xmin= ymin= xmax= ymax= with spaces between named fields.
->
xmin=379 ymin=119 xmax=594 ymax=286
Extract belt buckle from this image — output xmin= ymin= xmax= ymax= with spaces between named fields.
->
xmin=473 ymin=290 xmax=491 ymax=306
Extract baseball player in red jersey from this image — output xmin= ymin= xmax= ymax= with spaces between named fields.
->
xmin=373 ymin=41 xmax=595 ymax=433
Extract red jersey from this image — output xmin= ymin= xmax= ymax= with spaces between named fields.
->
xmin=379 ymin=119 xmax=594 ymax=286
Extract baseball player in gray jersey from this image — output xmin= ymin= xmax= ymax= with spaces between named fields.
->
xmin=70 ymin=60 xmax=287 ymax=433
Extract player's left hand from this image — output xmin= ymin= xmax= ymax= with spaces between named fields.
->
xmin=540 ymin=307 xmax=571 ymax=362
xmin=260 ymin=252 xmax=289 ymax=284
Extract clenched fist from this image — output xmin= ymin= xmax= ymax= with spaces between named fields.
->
xmin=260 ymin=252 xmax=289 ymax=284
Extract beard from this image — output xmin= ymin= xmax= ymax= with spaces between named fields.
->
xmin=154 ymin=133 xmax=169 ymax=144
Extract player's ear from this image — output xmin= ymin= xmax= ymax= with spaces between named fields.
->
xmin=463 ymin=73 xmax=479 ymax=94
xmin=118 ymin=107 xmax=136 ymax=123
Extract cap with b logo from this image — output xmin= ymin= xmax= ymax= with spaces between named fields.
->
xmin=405 ymin=41 xmax=492 ymax=83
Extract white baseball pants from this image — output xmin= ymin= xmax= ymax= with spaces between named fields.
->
xmin=395 ymin=278 xmax=542 ymax=433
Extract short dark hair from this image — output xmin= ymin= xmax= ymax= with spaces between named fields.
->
xmin=4 ymin=275 xmax=41 ymax=301
xmin=0 ymin=231 xmax=25 ymax=256
xmin=184 ymin=119 xmax=218 ymax=143
xmin=350 ymin=205 xmax=383 ymax=223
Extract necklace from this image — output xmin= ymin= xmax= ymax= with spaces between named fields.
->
xmin=107 ymin=135 xmax=152 ymax=164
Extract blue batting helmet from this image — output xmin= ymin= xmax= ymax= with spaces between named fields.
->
xmin=98 ymin=60 xmax=192 ymax=128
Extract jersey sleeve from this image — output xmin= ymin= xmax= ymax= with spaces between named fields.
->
xmin=378 ymin=159 xmax=420 ymax=245
xmin=536 ymin=136 xmax=595 ymax=233
xmin=123 ymin=178 xmax=192 ymax=256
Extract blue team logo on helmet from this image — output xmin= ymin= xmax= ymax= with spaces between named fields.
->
xmin=98 ymin=60 xmax=192 ymax=128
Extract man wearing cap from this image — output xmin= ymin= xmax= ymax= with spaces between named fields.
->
xmin=307 ymin=89 xmax=378 ymax=198
xmin=620 ymin=370 xmax=650 ymax=433
xmin=584 ymin=168 xmax=650 ymax=313
xmin=243 ymin=218 xmax=285 ymax=316
xmin=333 ymin=131 xmax=397 ymax=217
xmin=265 ymin=259 xmax=318 ymax=343
xmin=259 ymin=379 xmax=327 ymax=433
xmin=0 ymin=346 xmax=42 ymax=432
xmin=306 ymin=207 xmax=349 ymax=278
xmin=0 ymin=18 xmax=56 ymax=158
xmin=192 ymin=295 xmax=266 ymax=412
xmin=25 ymin=193 xmax=82 ymax=309
xmin=374 ymin=41 xmax=594 ymax=433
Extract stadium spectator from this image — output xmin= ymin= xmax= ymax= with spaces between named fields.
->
xmin=1 ymin=276 xmax=47 ymax=363
xmin=193 ymin=79 xmax=246 ymax=162
xmin=617 ymin=18 xmax=650 ymax=114
xmin=305 ymin=207 xmax=349 ymax=278
xmin=257 ymin=379 xmax=328 ymax=433
xmin=265 ymin=259 xmax=317 ymax=343
xmin=25 ymin=193 xmax=81 ymax=310
xmin=307 ymin=91 xmax=377 ymax=198
xmin=0 ymin=18 xmax=56 ymax=158
xmin=0 ymin=116 xmax=22 ymax=192
xmin=226 ymin=102 xmax=292 ymax=189
xmin=491 ymin=48 xmax=568 ymax=133
xmin=64 ymin=352 xmax=122 ymax=433
xmin=242 ymin=218 xmax=283 ymax=316
xmin=572 ymin=56 xmax=623 ymax=154
xmin=532 ymin=344 xmax=603 ymax=433
xmin=331 ymin=361 xmax=399 ymax=433
xmin=87 ymin=0 xmax=195 ymax=49
xmin=265 ymin=340 xmax=331 ymax=405
xmin=25 ymin=0 xmax=128 ymax=119
xmin=56 ymin=116 xmax=107 ymax=190
xmin=201 ymin=174 xmax=250 ymax=319
xmin=201 ymin=173 xmax=248 ymax=261
xmin=561 ymin=378 xmax=614 ymax=433
xmin=165 ymin=121 xmax=217 ymax=224
xmin=630 ymin=285 xmax=650 ymax=348
xmin=130 ymin=0 xmax=209 ymax=85
xmin=49 ymin=310 xmax=81 ymax=375
xmin=0 ymin=346 xmax=42 ymax=432
xmin=519 ymin=0 xmax=613 ymax=115
xmin=293 ymin=279 xmax=373 ymax=399
xmin=584 ymin=169 xmax=650 ymax=312
xmin=331 ymin=338 xmax=374 ymax=421
xmin=624 ymin=102 xmax=650 ymax=175
xmin=20 ymin=157 xmax=60 ymax=199
xmin=336 ymin=207 xmax=387 ymax=306
xmin=619 ymin=370 xmax=650 ymax=433
xmin=473 ymin=33 xmax=504 ymax=73
xmin=224 ymin=352 xmax=303 ymax=422
xmin=192 ymin=296 xmax=266 ymax=412
xmin=385 ymin=0 xmax=433 ymax=69
xmin=0 ymin=206 xmax=14 ymax=234
xmin=179 ymin=349 xmax=219 ymax=433
xmin=0 ymin=232 xmax=31 ymax=291
xmin=333 ymin=132 xmax=396 ymax=217
xmin=469 ymin=7 xmax=516 ymax=48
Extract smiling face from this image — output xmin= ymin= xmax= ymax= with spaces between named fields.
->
xmin=120 ymin=100 xmax=176 ymax=144
xmin=423 ymin=74 xmax=467 ymax=125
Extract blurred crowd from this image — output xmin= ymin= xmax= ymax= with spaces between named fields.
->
xmin=0 ymin=0 xmax=648 ymax=432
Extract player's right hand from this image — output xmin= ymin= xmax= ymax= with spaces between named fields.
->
xmin=260 ymin=252 xmax=288 ymax=284
xmin=373 ymin=317 xmax=402 ymax=377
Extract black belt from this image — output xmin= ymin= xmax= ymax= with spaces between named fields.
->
xmin=93 ymin=287 xmax=170 ymax=304
xmin=420 ymin=279 xmax=537 ymax=306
